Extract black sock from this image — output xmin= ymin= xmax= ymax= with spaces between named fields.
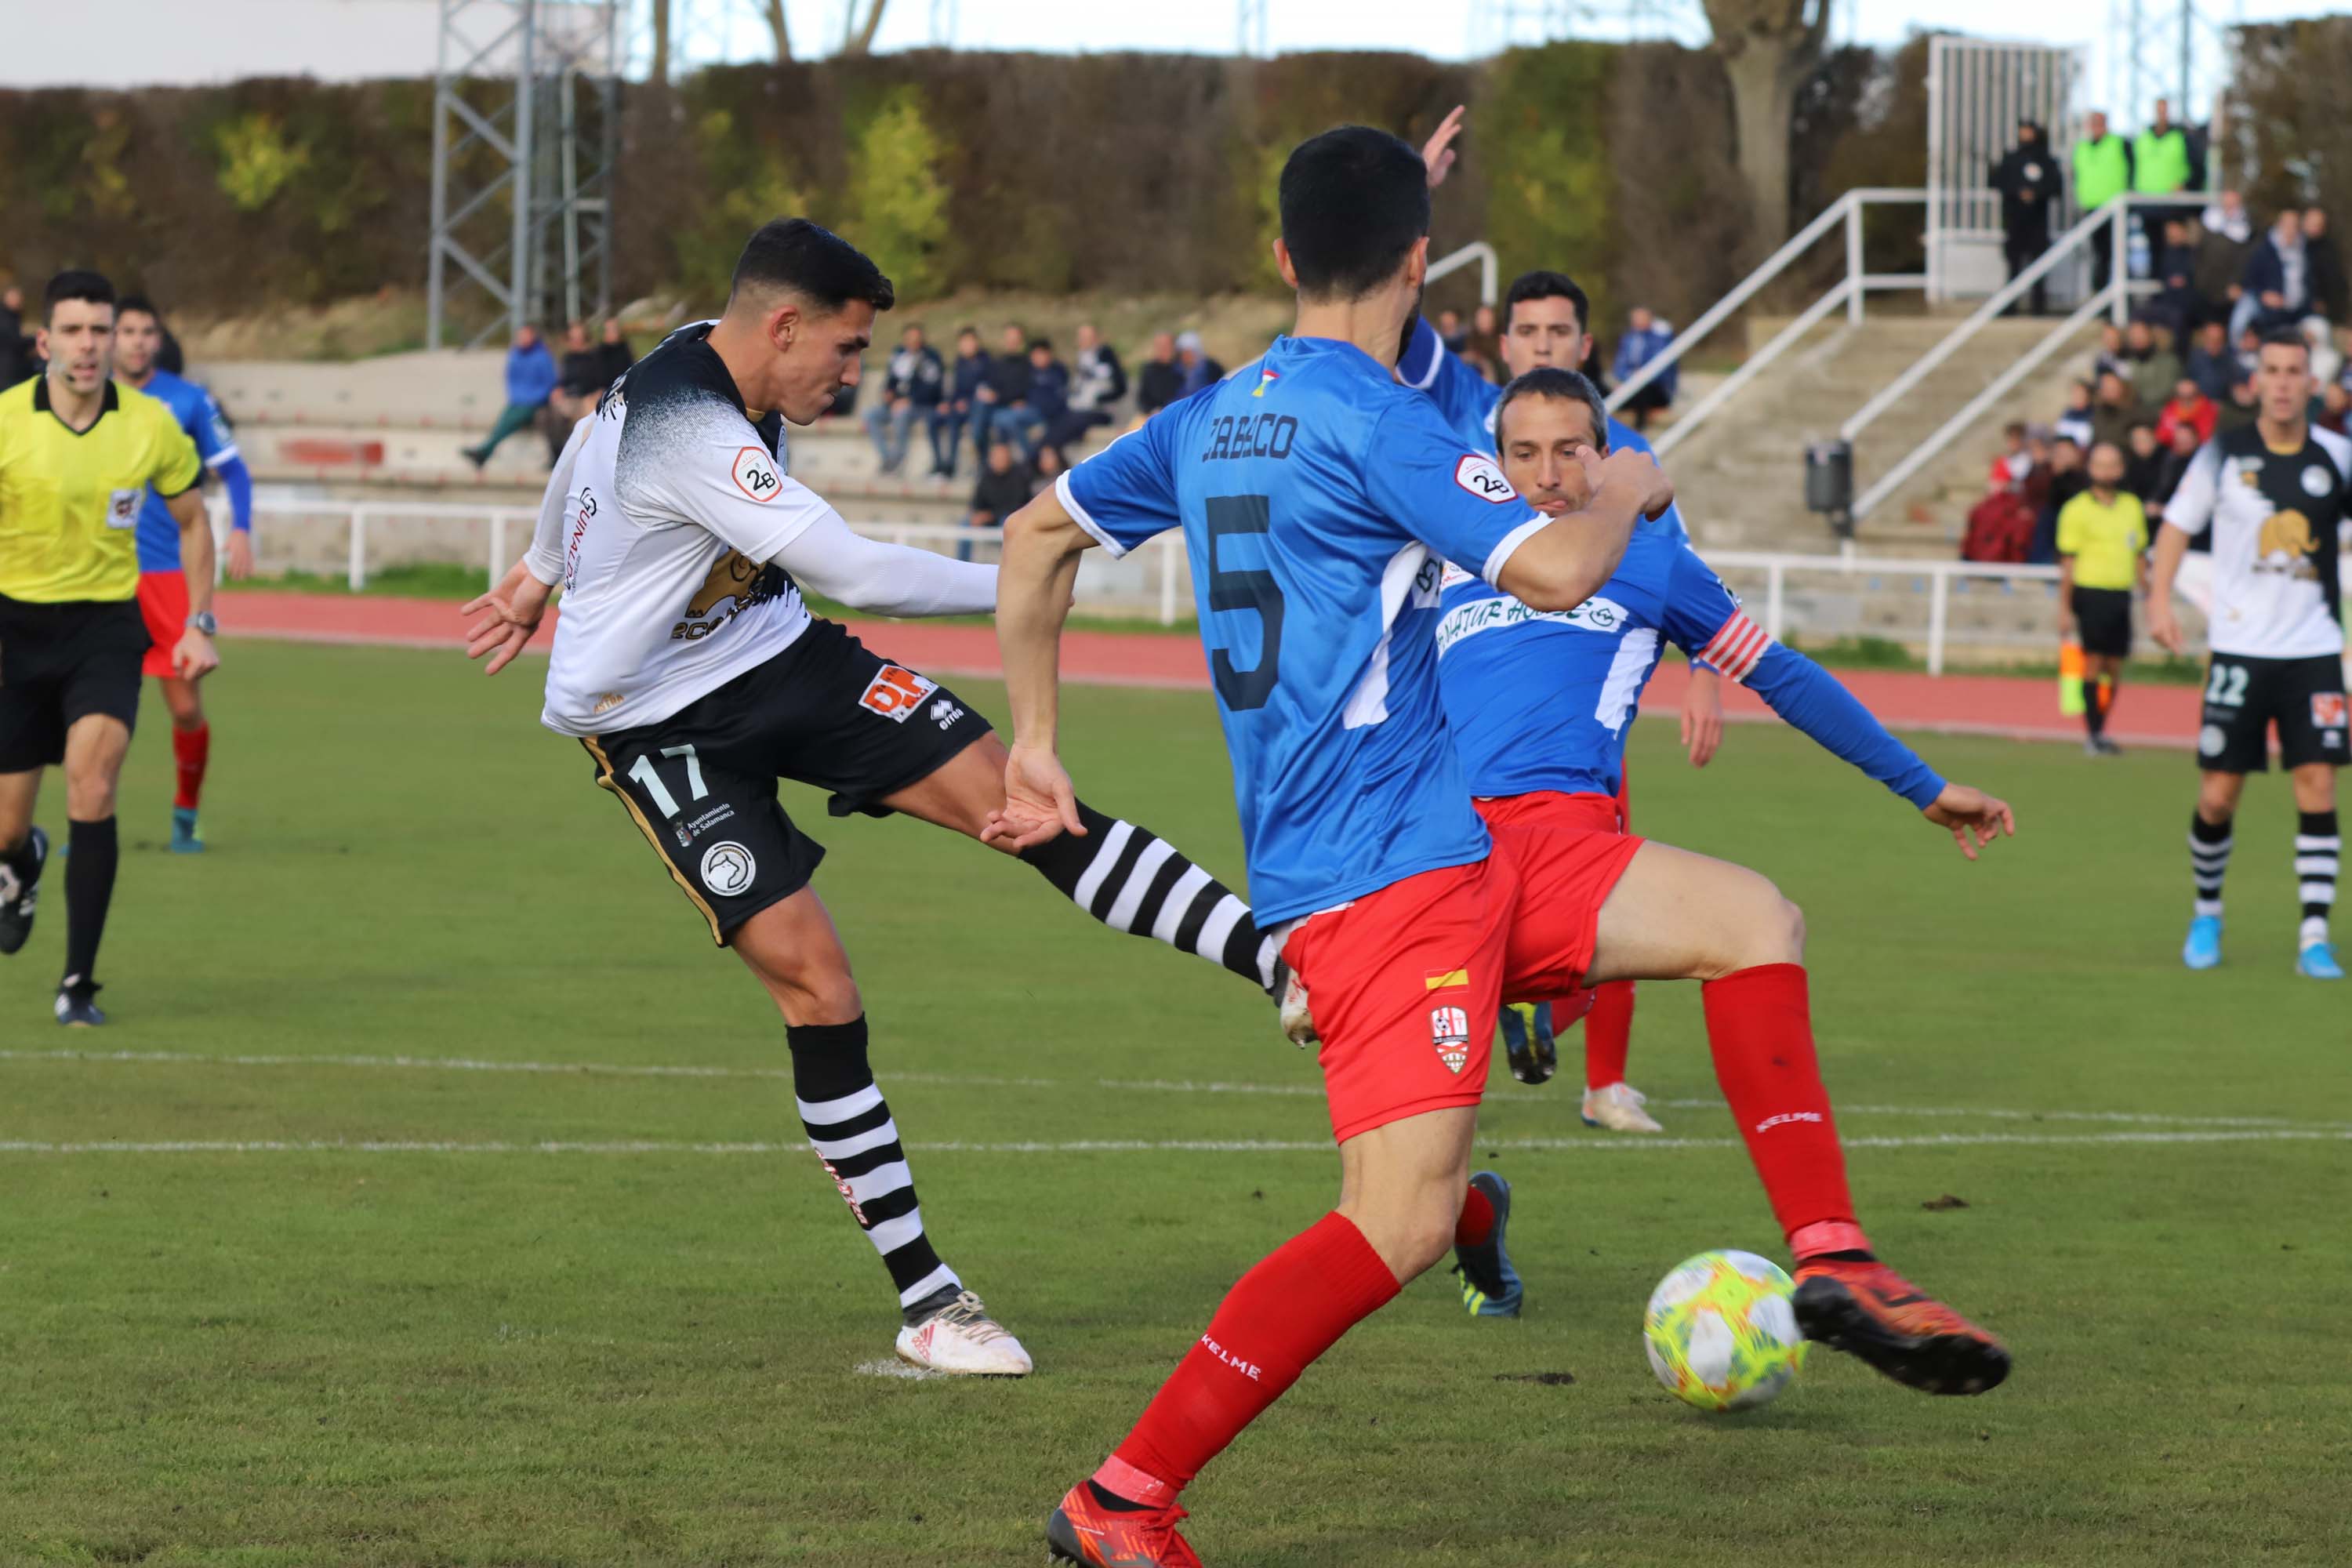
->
xmin=1020 ymin=800 xmax=1279 ymax=992
xmin=787 ymin=1016 xmax=959 ymax=1322
xmin=2189 ymin=810 xmax=2232 ymax=918
xmin=2081 ymin=677 xmax=2104 ymax=735
xmin=61 ymin=816 xmax=118 ymax=988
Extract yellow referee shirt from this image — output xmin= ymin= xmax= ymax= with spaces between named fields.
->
xmin=0 ymin=375 xmax=201 ymax=604
xmin=2056 ymin=489 xmax=2149 ymax=591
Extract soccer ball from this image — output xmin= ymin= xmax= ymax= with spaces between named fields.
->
xmin=1643 ymin=1249 xmax=1807 ymax=1412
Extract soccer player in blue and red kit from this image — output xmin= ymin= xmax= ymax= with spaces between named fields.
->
xmin=114 ymin=298 xmax=253 ymax=852
xmin=1438 ymin=369 xmax=2016 ymax=1375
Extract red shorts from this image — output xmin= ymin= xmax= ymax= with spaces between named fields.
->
xmin=1281 ymin=793 xmax=1645 ymax=1145
xmin=137 ymin=570 xmax=188 ymax=679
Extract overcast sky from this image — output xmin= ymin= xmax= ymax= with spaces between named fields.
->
xmin=4 ymin=0 xmax=2312 ymax=97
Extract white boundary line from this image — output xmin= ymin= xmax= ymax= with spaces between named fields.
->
xmin=0 ymin=1129 xmax=2347 ymax=1156
xmin=5 ymin=1049 xmax=2344 ymax=1131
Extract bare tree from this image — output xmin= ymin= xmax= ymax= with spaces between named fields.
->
xmin=1702 ymin=0 xmax=1831 ymax=252
xmin=651 ymin=0 xmax=672 ymax=82
xmin=764 ymin=0 xmax=792 ymax=61
xmin=844 ymin=0 xmax=887 ymax=55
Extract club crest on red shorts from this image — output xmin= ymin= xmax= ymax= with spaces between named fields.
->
xmin=1429 ymin=1005 xmax=1471 ymax=1073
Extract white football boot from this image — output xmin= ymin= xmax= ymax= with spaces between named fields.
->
xmin=1581 ymin=1081 xmax=1664 ymax=1133
xmin=894 ymin=1290 xmax=1033 ymax=1377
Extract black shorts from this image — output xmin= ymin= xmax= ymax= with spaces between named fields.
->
xmin=0 ymin=593 xmax=146 ymax=772
xmin=584 ymin=617 xmax=995 ymax=944
xmin=2071 ymin=586 xmax=2133 ymax=658
xmin=2197 ymin=652 xmax=2350 ymax=775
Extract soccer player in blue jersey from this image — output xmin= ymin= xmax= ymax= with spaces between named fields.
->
xmin=991 ymin=125 xmax=1679 ymax=1568
xmin=114 ymin=299 xmax=253 ymax=852
xmin=1436 ymin=371 xmax=2016 ymax=1376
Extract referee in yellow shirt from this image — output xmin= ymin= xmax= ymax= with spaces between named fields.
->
xmin=0 ymin=270 xmax=218 ymax=1026
xmin=2056 ymin=439 xmax=2149 ymax=758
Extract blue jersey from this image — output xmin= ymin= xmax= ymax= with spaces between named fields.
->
xmin=1059 ymin=335 xmax=1550 ymax=924
xmin=1435 ymin=530 xmax=1944 ymax=809
xmin=1396 ymin=317 xmax=1689 ymax=546
xmin=129 ymin=370 xmax=238 ymax=572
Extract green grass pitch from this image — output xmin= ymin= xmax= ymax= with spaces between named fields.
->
xmin=2 ymin=641 xmax=2347 ymax=1566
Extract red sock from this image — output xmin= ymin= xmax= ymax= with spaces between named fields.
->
xmin=172 ymin=723 xmax=210 ymax=811
xmin=1102 ymin=1212 xmax=1400 ymax=1504
xmin=1583 ymin=979 xmax=1635 ymax=1090
xmin=1700 ymin=964 xmax=1869 ymax=1260
xmin=1454 ymin=1182 xmax=1494 ymax=1248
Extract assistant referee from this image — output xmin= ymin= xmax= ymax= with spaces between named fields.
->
xmin=0 ymin=270 xmax=217 ymax=1026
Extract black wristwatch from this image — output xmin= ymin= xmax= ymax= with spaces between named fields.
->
xmin=187 ymin=611 xmax=218 ymax=637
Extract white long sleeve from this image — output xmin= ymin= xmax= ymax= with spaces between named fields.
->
xmin=775 ymin=507 xmax=999 ymax=618
xmin=523 ymin=415 xmax=593 ymax=586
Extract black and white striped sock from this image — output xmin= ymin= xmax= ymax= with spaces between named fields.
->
xmin=1022 ymin=801 xmax=1282 ymax=992
xmin=2189 ymin=810 xmax=2232 ymax=920
xmin=789 ymin=1018 xmax=959 ymax=1319
xmin=2296 ymin=810 xmax=2338 ymax=949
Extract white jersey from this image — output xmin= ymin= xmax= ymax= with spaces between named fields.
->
xmin=530 ymin=324 xmax=829 ymax=735
xmin=2164 ymin=422 xmax=2352 ymax=661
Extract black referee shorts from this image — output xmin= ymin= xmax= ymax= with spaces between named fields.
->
xmin=2070 ymin=586 xmax=2132 ymax=659
xmin=584 ymin=617 xmax=995 ymax=945
xmin=0 ymin=593 xmax=146 ymax=772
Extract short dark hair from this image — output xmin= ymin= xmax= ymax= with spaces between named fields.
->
xmin=1277 ymin=125 xmax=1430 ymax=301
xmin=728 ymin=218 xmax=894 ymax=314
xmin=2256 ymin=325 xmax=2310 ymax=359
xmin=1503 ymin=270 xmax=1590 ymax=337
xmin=45 ymin=269 xmax=114 ymax=321
xmin=115 ymin=292 xmax=162 ymax=325
xmin=1029 ymin=336 xmax=1054 ymax=352
xmin=1493 ymin=368 xmax=1610 ymax=452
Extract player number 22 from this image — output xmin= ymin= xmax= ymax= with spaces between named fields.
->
xmin=2204 ymin=664 xmax=2249 ymax=709
xmin=630 ymin=745 xmax=710 ymax=818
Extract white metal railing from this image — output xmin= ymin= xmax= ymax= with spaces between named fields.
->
xmin=220 ymin=495 xmax=2169 ymax=675
xmin=223 ymin=496 xmax=1196 ymax=623
xmin=1617 ymin=188 xmax=1932 ymax=457
xmin=1426 ymin=241 xmax=1499 ymax=307
xmin=1846 ymin=193 xmax=2165 ymax=521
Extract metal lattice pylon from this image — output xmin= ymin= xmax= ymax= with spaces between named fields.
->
xmin=1466 ymin=0 xmax=1706 ymax=55
xmin=427 ymin=0 xmax=622 ymax=350
xmin=2102 ymin=0 xmax=2242 ymax=132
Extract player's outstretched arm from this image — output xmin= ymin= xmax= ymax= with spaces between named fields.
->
xmin=775 ymin=509 xmax=998 ymax=619
xmin=983 ymin=488 xmax=1093 ymax=851
xmin=1922 ymin=783 xmax=2016 ymax=862
xmin=2147 ymin=521 xmax=2194 ymax=655
xmin=1496 ymin=447 xmax=1670 ymax=612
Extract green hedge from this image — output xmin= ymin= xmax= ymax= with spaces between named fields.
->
xmin=0 ymin=43 xmax=1918 ymax=336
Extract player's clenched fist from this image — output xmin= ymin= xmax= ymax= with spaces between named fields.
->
xmin=1582 ymin=445 xmax=1675 ymax=521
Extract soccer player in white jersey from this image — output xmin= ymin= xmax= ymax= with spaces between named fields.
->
xmin=2151 ymin=326 xmax=2352 ymax=979
xmin=462 ymin=220 xmax=1290 ymax=1374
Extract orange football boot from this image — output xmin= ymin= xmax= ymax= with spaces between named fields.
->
xmin=1793 ymin=1255 xmax=2011 ymax=1395
xmin=1047 ymin=1481 xmax=1203 ymax=1567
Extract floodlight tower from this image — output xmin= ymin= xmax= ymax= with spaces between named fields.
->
xmin=931 ymin=0 xmax=956 ymax=47
xmin=426 ymin=0 xmax=622 ymax=350
xmin=2103 ymin=0 xmax=2241 ymax=133
xmin=1237 ymin=0 xmax=1269 ymax=57
xmin=1468 ymin=0 xmax=1706 ymax=53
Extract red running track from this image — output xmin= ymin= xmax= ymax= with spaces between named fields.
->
xmin=216 ymin=589 xmax=2203 ymax=750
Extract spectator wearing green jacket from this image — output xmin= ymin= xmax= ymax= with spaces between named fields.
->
xmin=2133 ymin=98 xmax=2196 ymax=242
xmin=2074 ymin=110 xmax=2133 ymax=296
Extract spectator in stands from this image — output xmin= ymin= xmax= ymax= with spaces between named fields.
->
xmin=2056 ymin=380 xmax=2096 ymax=451
xmin=862 ymin=323 xmax=943 ymax=476
xmin=2218 ymin=373 xmax=2259 ymax=432
xmin=2073 ymin=110 xmax=2133 ymax=297
xmin=2321 ymin=383 xmax=2351 ymax=436
xmin=1612 ymin=305 xmax=1678 ymax=432
xmin=2029 ymin=435 xmax=2088 ymax=565
xmin=2194 ymin=191 xmax=2256 ymax=327
xmin=2132 ymin=98 xmax=2194 ymax=235
xmin=2201 ymin=187 xmax=2253 ymax=245
xmin=2155 ymin=377 xmax=2217 ymax=448
xmin=2150 ymin=418 xmax=2203 ymax=525
xmin=2305 ymin=206 xmax=2346 ymax=325
xmin=551 ymin=321 xmax=605 ymax=426
xmin=1437 ymin=308 xmax=1468 ymax=353
xmin=2123 ymin=420 xmax=2165 ymax=499
xmin=1991 ymin=119 xmax=2060 ymax=315
xmin=933 ymin=325 xmax=988 ymax=477
xmin=1008 ymin=336 xmax=1070 ymax=458
xmin=596 ymin=318 xmax=634 ymax=387
xmin=463 ymin=323 xmax=557 ymax=470
xmin=0 ymin=283 xmax=27 ymax=388
xmin=1136 ymin=331 xmax=1182 ymax=420
xmin=2122 ymin=318 xmax=2182 ymax=411
xmin=1049 ymin=321 xmax=1126 ymax=452
xmin=2081 ymin=320 xmax=2129 ymax=387
xmin=2233 ymin=209 xmax=2307 ymax=343
xmin=2090 ymin=369 xmax=2142 ymax=451
xmin=2186 ymin=318 xmax=2235 ymax=399
xmin=964 ymin=439 xmax=1033 ymax=560
xmin=2306 ymin=318 xmax=2343 ymax=393
xmin=1468 ymin=303 xmax=1502 ymax=364
xmin=2152 ymin=219 xmax=2201 ymax=340
xmin=1174 ymin=331 xmax=1225 ymax=397
xmin=1988 ymin=420 xmax=2034 ymax=492
xmin=1459 ymin=344 xmax=1502 ymax=385
xmin=968 ymin=321 xmax=1033 ymax=466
